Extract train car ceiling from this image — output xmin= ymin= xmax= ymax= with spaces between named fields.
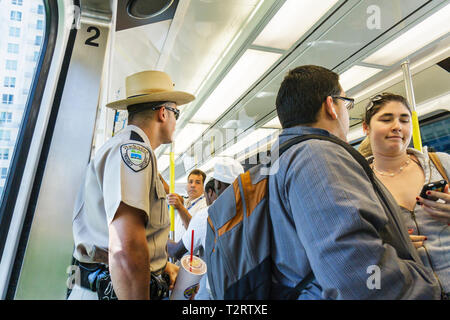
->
xmin=117 ymin=0 xmax=447 ymax=182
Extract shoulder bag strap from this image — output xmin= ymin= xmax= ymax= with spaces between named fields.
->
xmin=429 ymin=152 xmax=449 ymax=182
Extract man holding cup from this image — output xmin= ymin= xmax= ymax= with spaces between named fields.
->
xmin=169 ymin=157 xmax=244 ymax=300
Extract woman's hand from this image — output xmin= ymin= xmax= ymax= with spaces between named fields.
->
xmin=164 ymin=262 xmax=180 ymax=290
xmin=417 ymin=184 xmax=450 ymax=224
xmin=408 ymin=229 xmax=427 ymax=249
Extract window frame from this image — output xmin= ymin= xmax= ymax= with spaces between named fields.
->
xmin=6 ymin=60 xmax=18 ymax=71
xmin=4 ymin=77 xmax=16 ymax=88
xmin=0 ymin=0 xmax=59 ymax=263
xmin=10 ymin=10 xmax=22 ymax=21
xmin=2 ymin=94 xmax=14 ymax=105
xmin=1 ymin=168 xmax=7 ymax=180
xmin=7 ymin=43 xmax=20 ymax=54
xmin=9 ymin=27 xmax=20 ymax=37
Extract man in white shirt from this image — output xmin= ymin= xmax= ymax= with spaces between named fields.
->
xmin=168 ymin=157 xmax=244 ymax=299
xmin=167 ymin=169 xmax=208 ymax=242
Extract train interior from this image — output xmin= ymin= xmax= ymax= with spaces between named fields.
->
xmin=0 ymin=0 xmax=449 ymax=299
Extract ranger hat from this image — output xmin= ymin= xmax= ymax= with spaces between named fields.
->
xmin=106 ymin=70 xmax=195 ymax=110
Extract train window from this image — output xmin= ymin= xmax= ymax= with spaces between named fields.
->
xmin=0 ymin=0 xmax=45 ymax=200
xmin=9 ymin=27 xmax=20 ymax=37
xmin=10 ymin=10 xmax=22 ymax=22
xmin=37 ymin=4 xmax=44 ymax=15
xmin=36 ymin=20 xmax=43 ymax=30
xmin=7 ymin=44 xmax=20 ymax=54
xmin=4 ymin=76 xmax=16 ymax=88
xmin=420 ymin=113 xmax=450 ymax=153
xmin=5 ymin=60 xmax=18 ymax=71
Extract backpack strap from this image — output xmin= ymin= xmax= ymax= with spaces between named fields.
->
xmin=429 ymin=152 xmax=449 ymax=182
xmin=294 ymin=271 xmax=316 ymax=293
xmin=274 ymin=134 xmax=375 ymax=182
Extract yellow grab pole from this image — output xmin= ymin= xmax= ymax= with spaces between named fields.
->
xmin=169 ymin=142 xmax=175 ymax=241
xmin=401 ymin=60 xmax=422 ymax=152
xmin=411 ymin=110 xmax=422 ymax=152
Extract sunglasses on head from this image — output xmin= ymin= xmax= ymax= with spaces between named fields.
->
xmin=366 ymin=93 xmax=388 ymax=112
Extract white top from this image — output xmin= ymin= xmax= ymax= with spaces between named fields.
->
xmin=181 ymin=207 xmax=208 ymax=253
xmin=181 ymin=207 xmax=211 ymax=300
xmin=72 ymin=125 xmax=170 ymax=273
xmin=174 ymin=195 xmax=207 ymax=242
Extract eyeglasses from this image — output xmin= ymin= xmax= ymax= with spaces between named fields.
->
xmin=151 ymin=103 xmax=180 ymax=120
xmin=331 ymin=95 xmax=355 ymax=110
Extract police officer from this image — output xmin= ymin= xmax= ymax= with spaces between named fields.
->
xmin=68 ymin=70 xmax=195 ymax=300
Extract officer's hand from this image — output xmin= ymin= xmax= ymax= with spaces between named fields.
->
xmin=165 ymin=262 xmax=179 ymax=290
xmin=167 ymin=193 xmax=184 ymax=210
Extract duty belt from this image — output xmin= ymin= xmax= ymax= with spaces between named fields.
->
xmin=72 ymin=259 xmax=169 ymax=300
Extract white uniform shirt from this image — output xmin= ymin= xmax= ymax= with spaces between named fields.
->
xmin=173 ymin=195 xmax=207 ymax=242
xmin=182 ymin=207 xmax=211 ymax=299
xmin=72 ymin=125 xmax=170 ymax=274
xmin=181 ymin=207 xmax=208 ymax=253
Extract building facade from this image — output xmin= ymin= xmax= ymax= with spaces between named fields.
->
xmin=0 ymin=0 xmax=45 ymax=195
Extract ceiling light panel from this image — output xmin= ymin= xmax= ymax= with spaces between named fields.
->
xmin=161 ymin=0 xmax=263 ymax=96
xmin=262 ymin=116 xmax=282 ymax=128
xmin=174 ymin=123 xmax=210 ymax=154
xmin=192 ymin=49 xmax=282 ymax=123
xmin=339 ymin=65 xmax=382 ymax=92
xmin=197 ymin=157 xmax=220 ymax=174
xmin=363 ymin=3 xmax=450 ymax=66
xmin=219 ymin=128 xmax=278 ymax=157
xmin=253 ymin=0 xmax=338 ymax=50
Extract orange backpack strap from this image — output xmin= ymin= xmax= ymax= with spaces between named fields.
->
xmin=429 ymin=152 xmax=449 ymax=182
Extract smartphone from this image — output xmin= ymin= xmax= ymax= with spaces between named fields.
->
xmin=419 ymin=180 xmax=448 ymax=200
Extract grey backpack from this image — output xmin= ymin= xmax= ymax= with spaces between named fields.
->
xmin=205 ymin=135 xmax=320 ymax=300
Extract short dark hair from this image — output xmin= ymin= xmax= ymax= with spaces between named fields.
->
xmin=205 ymin=179 xmax=215 ymax=195
xmin=188 ymin=169 xmax=206 ymax=185
xmin=363 ymin=92 xmax=411 ymax=126
xmin=127 ymin=101 xmax=168 ymax=123
xmin=276 ymin=65 xmax=341 ymax=128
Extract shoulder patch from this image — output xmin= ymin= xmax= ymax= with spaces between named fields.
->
xmin=120 ymin=143 xmax=151 ymax=172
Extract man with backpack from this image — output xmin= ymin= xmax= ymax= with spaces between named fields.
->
xmin=267 ymin=65 xmax=440 ymax=299
xmin=169 ymin=157 xmax=244 ymax=299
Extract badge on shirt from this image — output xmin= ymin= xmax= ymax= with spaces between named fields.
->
xmin=120 ymin=143 xmax=151 ymax=172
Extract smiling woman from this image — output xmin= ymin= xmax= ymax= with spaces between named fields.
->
xmin=362 ymin=92 xmax=450 ymax=299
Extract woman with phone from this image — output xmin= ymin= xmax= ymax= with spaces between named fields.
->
xmin=361 ymin=92 xmax=449 ymax=299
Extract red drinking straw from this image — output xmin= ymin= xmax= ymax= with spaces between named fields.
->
xmin=190 ymin=230 xmax=194 ymax=272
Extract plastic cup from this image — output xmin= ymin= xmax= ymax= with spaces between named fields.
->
xmin=170 ymin=255 xmax=207 ymax=300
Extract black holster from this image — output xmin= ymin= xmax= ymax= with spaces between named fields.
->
xmin=73 ymin=260 xmax=169 ymax=300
